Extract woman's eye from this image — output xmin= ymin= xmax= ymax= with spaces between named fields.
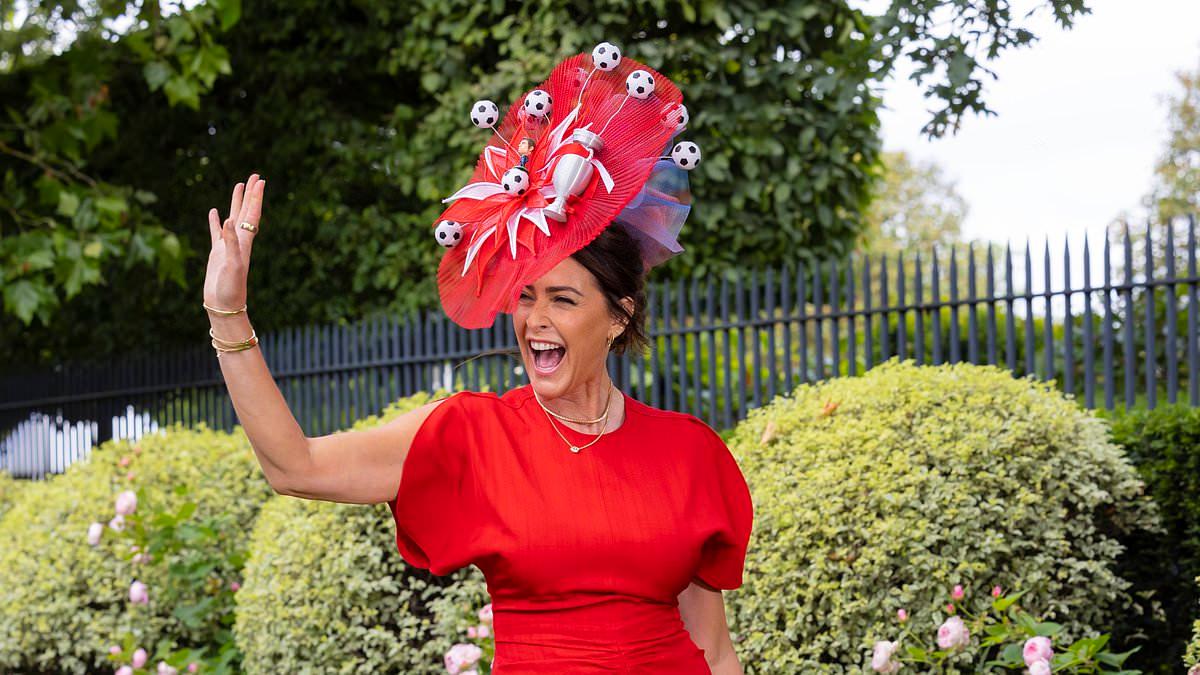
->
xmin=554 ymin=296 xmax=575 ymax=305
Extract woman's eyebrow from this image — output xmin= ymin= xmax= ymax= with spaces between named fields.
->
xmin=523 ymin=283 xmax=583 ymax=294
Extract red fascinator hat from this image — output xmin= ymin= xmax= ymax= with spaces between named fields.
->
xmin=430 ymin=43 xmax=702 ymax=329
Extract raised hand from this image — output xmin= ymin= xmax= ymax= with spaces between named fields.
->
xmin=204 ymin=173 xmax=266 ymax=309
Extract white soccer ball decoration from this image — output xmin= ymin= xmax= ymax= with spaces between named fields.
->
xmin=501 ymin=167 xmax=529 ymax=196
xmin=670 ymin=141 xmax=701 ymax=170
xmin=470 ymin=100 xmax=499 ymax=128
xmin=662 ymin=103 xmax=691 ymax=132
xmin=592 ymin=42 xmax=621 ymax=71
xmin=625 ymin=70 xmax=655 ymax=100
xmin=434 ymin=220 xmax=463 ymax=247
xmin=523 ymin=89 xmax=553 ymax=119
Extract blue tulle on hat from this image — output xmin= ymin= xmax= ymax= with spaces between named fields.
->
xmin=611 ymin=157 xmax=692 ymax=271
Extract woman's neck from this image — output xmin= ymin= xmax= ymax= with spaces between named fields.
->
xmin=535 ymin=375 xmax=624 ymax=433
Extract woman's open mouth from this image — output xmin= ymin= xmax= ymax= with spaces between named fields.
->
xmin=530 ymin=339 xmax=566 ymax=374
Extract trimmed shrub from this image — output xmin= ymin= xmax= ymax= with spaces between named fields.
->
xmin=1101 ymin=403 xmax=1200 ymax=674
xmin=0 ymin=469 xmax=27 ymax=520
xmin=234 ymin=390 xmax=490 ymax=675
xmin=0 ymin=424 xmax=274 ymax=674
xmin=1189 ymin=579 xmax=1200 ymax=672
xmin=724 ymin=360 xmax=1160 ymax=672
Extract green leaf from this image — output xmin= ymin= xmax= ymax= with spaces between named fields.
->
xmin=3 ymin=279 xmax=44 ymax=323
xmin=83 ymin=241 xmax=103 ymax=258
xmin=143 ymin=61 xmax=173 ymax=91
xmin=56 ymin=191 xmax=79 ymax=217
xmin=211 ymin=0 xmax=242 ymax=31
xmin=163 ymin=75 xmax=201 ymax=109
xmin=992 ymin=590 xmax=1028 ymax=612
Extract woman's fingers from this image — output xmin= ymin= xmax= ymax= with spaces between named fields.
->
xmin=235 ymin=178 xmax=265 ymax=261
xmin=222 ymin=217 xmax=243 ymax=259
xmin=208 ymin=208 xmax=221 ymax=246
xmin=228 ymin=181 xmax=246 ymax=223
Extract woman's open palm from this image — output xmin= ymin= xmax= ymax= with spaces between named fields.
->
xmin=205 ymin=174 xmax=266 ymax=308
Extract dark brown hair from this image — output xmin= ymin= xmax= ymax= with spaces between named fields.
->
xmin=570 ymin=225 xmax=650 ymax=356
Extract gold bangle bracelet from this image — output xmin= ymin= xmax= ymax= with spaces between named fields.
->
xmin=203 ymin=301 xmax=247 ymax=316
xmin=212 ymin=336 xmax=259 ymax=355
xmin=209 ymin=326 xmax=257 ymax=348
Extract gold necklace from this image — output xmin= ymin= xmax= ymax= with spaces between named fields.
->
xmin=540 ymin=396 xmax=609 ymax=424
xmin=535 ymin=385 xmax=615 ymax=453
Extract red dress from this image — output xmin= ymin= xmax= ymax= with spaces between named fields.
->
xmin=387 ymin=384 xmax=754 ymax=674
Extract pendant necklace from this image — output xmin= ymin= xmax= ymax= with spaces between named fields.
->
xmin=540 ymin=384 xmax=624 ymax=451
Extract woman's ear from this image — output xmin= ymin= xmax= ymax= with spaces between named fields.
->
xmin=619 ymin=296 xmax=638 ymax=324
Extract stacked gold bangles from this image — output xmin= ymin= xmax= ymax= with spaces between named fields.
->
xmin=203 ymin=301 xmax=258 ymax=356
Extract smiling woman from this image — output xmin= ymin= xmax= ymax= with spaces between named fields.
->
xmin=208 ymin=45 xmax=752 ymax=674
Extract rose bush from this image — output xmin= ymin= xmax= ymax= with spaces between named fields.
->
xmin=233 ymin=390 xmax=498 ymax=674
xmin=0 ymin=423 xmax=273 ymax=674
xmin=723 ymin=360 xmax=1161 ymax=671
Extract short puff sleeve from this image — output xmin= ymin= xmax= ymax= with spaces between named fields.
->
xmin=388 ymin=392 xmax=484 ymax=576
xmin=694 ymin=430 xmax=754 ymax=591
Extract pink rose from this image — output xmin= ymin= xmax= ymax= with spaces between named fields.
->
xmin=132 ymin=648 xmax=148 ymax=668
xmin=126 ymin=471 xmax=136 ymax=481
xmin=444 ymin=643 xmax=483 ymax=674
xmin=896 ymin=609 xmax=908 ymax=622
xmin=992 ymin=585 xmax=1003 ymax=598
xmin=476 ymin=624 xmax=490 ymax=638
xmin=229 ymin=581 xmax=240 ymax=592
xmin=188 ymin=663 xmax=198 ymax=673
xmin=109 ymin=645 xmax=122 ymax=655
xmin=1023 ymin=636 xmax=1053 ymax=666
xmin=157 ymin=661 xmax=178 ymax=675
xmin=467 ymin=626 xmax=477 ymax=638
xmin=115 ymin=490 xmax=137 ymax=516
xmin=132 ymin=553 xmax=147 ymax=564
xmin=871 ymin=640 xmax=902 ymax=673
xmin=119 ymin=455 xmax=131 ymax=467
xmin=945 ymin=603 xmax=955 ymax=614
xmin=478 ymin=603 xmax=493 ymax=624
xmin=129 ymin=580 xmax=149 ymax=605
xmin=951 ymin=584 xmax=964 ymax=600
xmin=1028 ymin=659 xmax=1051 ymax=675
xmin=87 ymin=522 xmax=104 ymax=546
xmin=116 ymin=667 xmax=133 ymax=675
xmin=108 ymin=514 xmax=126 ymax=532
xmin=936 ymin=616 xmax=969 ymax=650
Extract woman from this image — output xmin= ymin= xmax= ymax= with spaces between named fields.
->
xmin=203 ymin=47 xmax=752 ymax=674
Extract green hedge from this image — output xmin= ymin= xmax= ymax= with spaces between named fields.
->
xmin=0 ymin=425 xmax=274 ymax=674
xmin=1189 ymin=583 xmax=1200 ymax=673
xmin=723 ymin=360 xmax=1160 ymax=672
xmin=1101 ymin=404 xmax=1200 ymax=674
xmin=233 ymin=390 xmax=491 ymax=674
xmin=0 ymin=469 xmax=26 ymax=520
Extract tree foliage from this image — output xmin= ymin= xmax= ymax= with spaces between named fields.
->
xmin=0 ymin=0 xmax=1090 ymax=367
xmin=1146 ymin=57 xmax=1199 ymax=223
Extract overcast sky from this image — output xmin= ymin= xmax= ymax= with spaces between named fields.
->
xmin=869 ymin=0 xmax=1200 ymax=251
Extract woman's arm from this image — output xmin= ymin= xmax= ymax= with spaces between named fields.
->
xmin=205 ymin=175 xmax=445 ymax=505
xmin=678 ymin=580 xmax=745 ymax=674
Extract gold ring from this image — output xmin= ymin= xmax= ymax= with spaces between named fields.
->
xmin=238 ymin=221 xmax=258 ymax=233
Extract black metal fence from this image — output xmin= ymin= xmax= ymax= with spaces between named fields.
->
xmin=2 ymin=215 xmax=1198 ymax=479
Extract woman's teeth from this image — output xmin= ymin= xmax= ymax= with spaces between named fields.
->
xmin=530 ymin=340 xmax=566 ymax=372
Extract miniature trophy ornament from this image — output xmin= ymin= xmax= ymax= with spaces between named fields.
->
xmin=431 ymin=42 xmax=702 ymax=328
